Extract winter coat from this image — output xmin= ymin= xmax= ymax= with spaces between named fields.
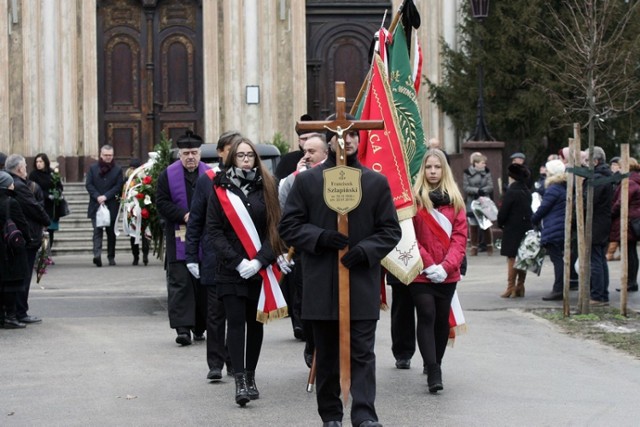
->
xmin=611 ymin=170 xmax=640 ymax=242
xmin=29 ymin=169 xmax=64 ymax=221
xmin=279 ymin=153 xmax=401 ymax=321
xmin=0 ymin=190 xmax=31 ymax=289
xmin=206 ymin=169 xmax=276 ymax=300
xmin=463 ymin=166 xmax=494 ymax=213
xmin=85 ymin=161 xmax=124 ymax=223
xmin=411 ymin=204 xmax=467 ymax=284
xmin=498 ymin=180 xmax=532 ymax=257
xmin=587 ymin=163 xmax=613 ymax=246
xmin=9 ymin=173 xmax=51 ymax=249
xmin=531 ymin=174 xmax=567 ymax=245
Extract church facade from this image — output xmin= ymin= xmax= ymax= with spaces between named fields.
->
xmin=0 ymin=0 xmax=462 ymax=180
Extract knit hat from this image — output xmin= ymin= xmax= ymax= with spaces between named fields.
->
xmin=0 ymin=170 xmax=14 ymax=189
xmin=508 ymin=163 xmax=530 ymax=182
xmin=545 ymin=159 xmax=565 ymax=177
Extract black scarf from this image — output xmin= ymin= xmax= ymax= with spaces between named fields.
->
xmin=429 ymin=189 xmax=451 ymax=208
xmin=99 ymin=159 xmax=114 ymax=177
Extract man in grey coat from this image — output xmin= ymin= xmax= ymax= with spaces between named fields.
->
xmin=279 ymin=125 xmax=401 ymax=427
xmin=85 ymin=145 xmax=124 ymax=267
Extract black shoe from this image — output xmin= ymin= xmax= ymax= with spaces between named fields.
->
xmin=93 ymin=256 xmax=102 ymax=267
xmin=143 ymin=254 xmax=149 ymax=266
xmin=616 ymin=285 xmax=639 ymax=292
xmin=227 ymin=366 xmax=235 ymax=376
xmin=108 ymin=258 xmax=116 ymax=266
xmin=426 ymin=364 xmax=443 ymax=393
xmin=542 ymin=291 xmax=563 ymax=301
xmin=3 ymin=317 xmax=27 ymax=329
xmin=234 ymin=373 xmax=250 ymax=407
xmin=293 ymin=326 xmax=305 ymax=341
xmin=175 ymin=329 xmax=192 ymax=346
xmin=322 ymin=422 xmax=343 ymax=427
xmin=207 ymin=368 xmax=222 ymax=381
xmin=359 ymin=421 xmax=383 ymax=427
xmin=246 ymin=370 xmax=259 ymax=400
xmin=395 ymin=359 xmax=411 ymax=369
xmin=304 ymin=349 xmax=314 ymax=368
xmin=193 ymin=333 xmax=205 ymax=341
xmin=132 ymin=256 xmax=139 ymax=266
xmin=18 ymin=315 xmax=42 ymax=324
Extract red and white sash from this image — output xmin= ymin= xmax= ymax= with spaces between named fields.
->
xmin=215 ymin=186 xmax=288 ymax=323
xmin=418 ymin=207 xmax=467 ymax=344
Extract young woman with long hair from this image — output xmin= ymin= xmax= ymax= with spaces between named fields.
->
xmin=205 ymin=137 xmax=285 ymax=406
xmin=410 ymin=149 xmax=467 ymax=393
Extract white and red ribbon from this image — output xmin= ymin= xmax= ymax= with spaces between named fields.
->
xmin=215 ymin=186 xmax=288 ymax=323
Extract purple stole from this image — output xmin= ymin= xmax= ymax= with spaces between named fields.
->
xmin=167 ymin=160 xmax=210 ymax=260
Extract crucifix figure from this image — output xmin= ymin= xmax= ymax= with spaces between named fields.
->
xmin=295 ymin=82 xmax=384 ymax=405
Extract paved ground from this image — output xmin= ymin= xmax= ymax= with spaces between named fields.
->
xmin=2 ymin=251 xmax=639 ymax=426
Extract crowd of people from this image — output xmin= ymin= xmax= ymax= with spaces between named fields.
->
xmin=3 ymin=127 xmax=637 ymax=426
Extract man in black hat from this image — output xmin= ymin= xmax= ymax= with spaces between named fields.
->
xmin=156 ymin=130 xmax=210 ymax=346
xmin=86 ymin=145 xmax=124 ymax=267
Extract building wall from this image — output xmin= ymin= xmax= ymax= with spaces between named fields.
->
xmin=0 ymin=0 xmax=458 ymax=180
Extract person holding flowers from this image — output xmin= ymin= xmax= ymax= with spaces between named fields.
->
xmin=123 ymin=158 xmax=150 ymax=265
xmin=156 ymin=131 xmax=209 ymax=347
xmin=29 ymin=153 xmax=64 ymax=262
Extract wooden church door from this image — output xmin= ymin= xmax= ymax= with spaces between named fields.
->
xmin=97 ymin=0 xmax=203 ymax=163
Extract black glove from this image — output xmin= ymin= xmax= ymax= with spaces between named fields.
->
xmin=318 ymin=230 xmax=349 ymax=250
xmin=341 ymin=246 xmax=367 ymax=268
xmin=477 ymin=189 xmax=485 ymax=197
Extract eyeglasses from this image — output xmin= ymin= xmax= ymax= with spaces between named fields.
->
xmin=236 ymin=152 xmax=256 ymax=160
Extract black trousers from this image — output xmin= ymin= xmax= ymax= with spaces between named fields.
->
xmin=222 ymin=294 xmax=263 ymax=374
xmin=91 ymin=218 xmax=116 ymax=260
xmin=16 ymin=247 xmax=38 ymax=319
xmin=206 ymin=286 xmax=231 ymax=371
xmin=389 ymin=281 xmax=416 ymax=361
xmin=166 ymin=262 xmax=207 ymax=333
xmin=280 ymin=258 xmax=303 ymax=333
xmin=312 ymin=319 xmax=378 ymax=425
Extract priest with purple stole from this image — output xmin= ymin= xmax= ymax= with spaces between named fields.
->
xmin=156 ymin=130 xmax=210 ymax=346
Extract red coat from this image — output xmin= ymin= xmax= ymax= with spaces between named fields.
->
xmin=412 ymin=204 xmax=468 ymax=284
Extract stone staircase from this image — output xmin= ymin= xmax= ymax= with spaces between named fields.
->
xmin=53 ymin=182 xmax=132 ymax=256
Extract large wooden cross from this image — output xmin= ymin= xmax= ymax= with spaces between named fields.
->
xmin=296 ymin=82 xmax=384 ymax=405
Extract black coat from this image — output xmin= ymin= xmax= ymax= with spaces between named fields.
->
xmin=85 ymin=162 xmax=124 ymax=222
xmin=206 ymin=170 xmax=276 ymax=299
xmin=587 ymin=163 xmax=613 ymax=246
xmin=278 ymin=154 xmax=401 ymax=321
xmin=9 ymin=173 xmax=51 ymax=249
xmin=274 ymin=150 xmax=304 ymax=181
xmin=0 ymin=190 xmax=31 ymax=289
xmin=185 ymin=171 xmax=218 ymax=286
xmin=29 ymin=169 xmax=63 ymax=221
xmin=498 ymin=180 xmax=532 ymax=257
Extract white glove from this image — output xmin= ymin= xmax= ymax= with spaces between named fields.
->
xmin=277 ymin=253 xmax=295 ymax=274
xmin=422 ymin=265 xmax=438 ymax=276
xmin=186 ymin=263 xmax=200 ymax=279
xmin=237 ymin=259 xmax=262 ymax=279
xmin=426 ymin=264 xmax=447 ymax=283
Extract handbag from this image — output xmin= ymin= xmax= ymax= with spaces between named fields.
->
xmin=57 ymin=198 xmax=70 ymax=218
xmin=631 ymin=218 xmax=640 ymax=237
xmin=96 ymin=204 xmax=111 ymax=228
xmin=3 ymin=203 xmax=26 ymax=249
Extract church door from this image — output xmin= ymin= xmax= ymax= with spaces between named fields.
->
xmin=305 ymin=1 xmax=391 ymax=120
xmin=97 ymin=0 xmax=203 ymax=163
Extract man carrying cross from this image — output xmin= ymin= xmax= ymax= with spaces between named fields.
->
xmin=279 ymin=102 xmax=401 ymax=426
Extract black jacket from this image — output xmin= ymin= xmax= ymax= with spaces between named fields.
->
xmin=498 ymin=180 xmax=532 ymax=257
xmin=29 ymin=169 xmax=64 ymax=221
xmin=85 ymin=161 xmax=124 ymax=222
xmin=0 ymin=190 xmax=31 ymax=287
xmin=9 ymin=173 xmax=50 ymax=249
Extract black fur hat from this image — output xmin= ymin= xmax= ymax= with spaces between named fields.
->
xmin=508 ymin=163 xmax=530 ymax=182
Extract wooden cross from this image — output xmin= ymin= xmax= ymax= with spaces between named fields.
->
xmin=296 ymin=82 xmax=384 ymax=405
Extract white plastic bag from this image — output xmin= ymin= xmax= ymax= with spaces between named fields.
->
xmin=96 ymin=204 xmax=111 ymax=228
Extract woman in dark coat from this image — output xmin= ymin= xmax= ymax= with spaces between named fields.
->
xmin=531 ymin=160 xmax=567 ymax=300
xmin=497 ymin=163 xmax=533 ymax=298
xmin=611 ymin=158 xmax=640 ymax=292
xmin=28 ymin=153 xmax=63 ymax=260
xmin=206 ymin=137 xmax=283 ymax=406
xmin=0 ymin=172 xmax=31 ymax=329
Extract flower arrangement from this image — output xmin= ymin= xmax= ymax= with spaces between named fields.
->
xmin=49 ymin=168 xmax=67 ymax=219
xmin=35 ymin=233 xmax=52 ymax=283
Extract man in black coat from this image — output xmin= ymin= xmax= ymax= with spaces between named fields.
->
xmin=185 ymin=130 xmax=240 ymax=377
xmin=279 ymin=124 xmax=401 ymax=427
xmin=85 ymin=145 xmax=124 ymax=267
xmin=5 ymin=154 xmax=50 ymax=324
xmin=157 ymin=131 xmax=209 ymax=346
xmin=274 ymin=114 xmax=316 ymax=181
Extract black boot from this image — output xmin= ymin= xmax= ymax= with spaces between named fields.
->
xmin=234 ymin=373 xmax=250 ymax=406
xmin=3 ymin=315 xmax=26 ymax=329
xmin=426 ymin=364 xmax=443 ymax=393
xmin=245 ymin=370 xmax=259 ymax=400
xmin=142 ymin=239 xmax=150 ymax=266
xmin=131 ymin=238 xmax=139 ymax=265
